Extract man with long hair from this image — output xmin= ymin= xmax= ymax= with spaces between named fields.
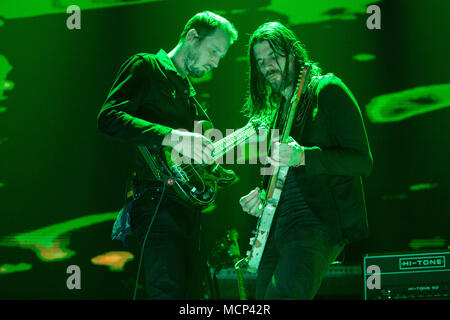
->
xmin=98 ymin=11 xmax=238 ymax=299
xmin=239 ymin=22 xmax=373 ymax=299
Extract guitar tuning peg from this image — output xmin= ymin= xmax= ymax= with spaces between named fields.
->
xmin=249 ymin=237 xmax=255 ymax=245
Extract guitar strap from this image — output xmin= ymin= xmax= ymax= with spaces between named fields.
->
xmin=292 ymin=74 xmax=321 ymax=142
xmin=185 ymin=76 xmax=214 ymax=124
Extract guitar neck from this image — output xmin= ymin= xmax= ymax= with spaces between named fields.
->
xmin=266 ymin=65 xmax=310 ymax=198
xmin=282 ymin=66 xmax=309 ymax=142
xmin=212 ymin=123 xmax=257 ymax=160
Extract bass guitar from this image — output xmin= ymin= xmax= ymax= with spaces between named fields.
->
xmin=138 ymin=118 xmax=267 ymax=208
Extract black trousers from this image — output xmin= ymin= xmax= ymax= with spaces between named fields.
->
xmin=255 ymin=191 xmax=344 ymax=300
xmin=130 ymin=188 xmax=203 ymax=299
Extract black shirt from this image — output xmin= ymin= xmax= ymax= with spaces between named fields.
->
xmin=98 ymin=50 xmax=208 ymax=198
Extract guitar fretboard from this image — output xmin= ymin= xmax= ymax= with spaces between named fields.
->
xmin=212 ymin=123 xmax=257 ymax=160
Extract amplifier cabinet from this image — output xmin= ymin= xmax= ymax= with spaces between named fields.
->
xmin=363 ymin=250 xmax=450 ymax=300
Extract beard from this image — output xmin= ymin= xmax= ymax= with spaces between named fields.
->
xmin=266 ymin=70 xmax=293 ymax=95
xmin=189 ymin=66 xmax=206 ymax=78
xmin=265 ymin=70 xmax=280 ymax=88
xmin=185 ymin=49 xmax=206 ymax=78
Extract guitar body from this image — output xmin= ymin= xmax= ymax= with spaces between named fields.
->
xmin=246 ymin=166 xmax=289 ymax=273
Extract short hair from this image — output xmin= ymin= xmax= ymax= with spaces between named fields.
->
xmin=179 ymin=11 xmax=238 ymax=44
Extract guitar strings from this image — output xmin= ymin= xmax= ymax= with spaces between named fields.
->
xmin=177 ymin=125 xmax=254 ymax=174
xmin=175 ymin=124 xmax=257 ymax=177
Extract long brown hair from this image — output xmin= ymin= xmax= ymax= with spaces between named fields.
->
xmin=242 ymin=21 xmax=321 ymax=118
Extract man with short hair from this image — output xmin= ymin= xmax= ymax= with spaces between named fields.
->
xmin=98 ymin=11 xmax=238 ymax=299
xmin=239 ymin=21 xmax=373 ymax=299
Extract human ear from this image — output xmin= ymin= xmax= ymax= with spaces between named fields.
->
xmin=186 ymin=28 xmax=200 ymax=43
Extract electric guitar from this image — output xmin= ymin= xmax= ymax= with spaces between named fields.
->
xmin=245 ymin=65 xmax=311 ymax=273
xmin=138 ymin=118 xmax=268 ymax=208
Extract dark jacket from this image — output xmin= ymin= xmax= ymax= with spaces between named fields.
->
xmin=291 ymin=74 xmax=373 ymax=244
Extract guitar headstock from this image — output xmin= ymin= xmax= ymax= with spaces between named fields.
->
xmin=290 ymin=64 xmax=311 ymax=106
